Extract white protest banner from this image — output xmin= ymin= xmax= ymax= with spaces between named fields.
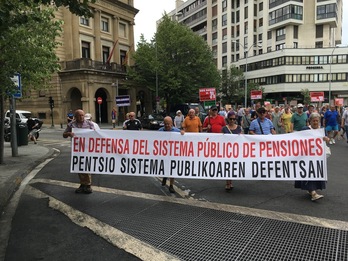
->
xmin=70 ymin=128 xmax=327 ymax=181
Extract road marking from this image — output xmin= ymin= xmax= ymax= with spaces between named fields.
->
xmin=26 ymin=185 xmax=179 ymax=261
xmin=32 ymin=178 xmax=348 ymax=231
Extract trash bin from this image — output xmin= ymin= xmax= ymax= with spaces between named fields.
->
xmin=17 ymin=123 xmax=28 ymax=146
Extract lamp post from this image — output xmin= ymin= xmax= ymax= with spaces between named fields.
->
xmin=328 ymin=44 xmax=347 ymax=105
xmin=232 ymin=41 xmax=262 ymax=107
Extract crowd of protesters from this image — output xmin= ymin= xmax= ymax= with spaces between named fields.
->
xmin=64 ymin=103 xmax=346 ymax=200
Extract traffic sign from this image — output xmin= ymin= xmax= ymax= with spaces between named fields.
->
xmin=97 ymin=97 xmax=103 ymax=104
xmin=310 ymin=92 xmax=324 ymax=102
xmin=199 ymin=88 xmax=216 ymax=101
xmin=251 ymin=90 xmax=262 ymax=100
xmin=116 ymin=95 xmax=130 ymax=107
xmin=11 ymin=73 xmax=22 ymax=98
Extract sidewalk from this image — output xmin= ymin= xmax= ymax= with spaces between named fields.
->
xmin=0 ymin=122 xmax=122 ymax=214
xmin=0 ymin=142 xmax=52 ymax=214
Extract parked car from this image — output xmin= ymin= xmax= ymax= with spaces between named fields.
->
xmin=5 ymin=110 xmax=32 ymax=124
xmin=140 ymin=114 xmax=164 ymax=130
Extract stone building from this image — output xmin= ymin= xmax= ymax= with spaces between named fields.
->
xmin=17 ymin=0 xmax=151 ymax=125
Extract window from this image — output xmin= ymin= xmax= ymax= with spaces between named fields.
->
xmin=119 ymin=22 xmax=127 ymax=38
xmin=120 ymin=50 xmax=127 ymax=65
xmin=244 ymin=21 xmax=248 ymax=34
xmin=80 ymin=17 xmax=89 ymax=26
xmin=293 ymin=42 xmax=298 ymax=48
xmin=222 ymin=14 xmax=227 ymax=26
xmin=212 ymin=5 xmax=218 ymax=16
xmin=258 ymin=33 xmax=262 ymax=41
xmin=101 ymin=17 xmax=109 ymax=32
xmin=102 ymin=46 xmax=110 ymax=63
xmin=212 ymin=19 xmax=218 ymax=31
xmin=267 ymin=31 xmax=272 ymax=40
xmin=276 ymin=27 xmax=286 ymax=41
xmin=81 ymin=41 xmax=90 ymax=58
xmin=259 ymin=2 xmax=263 ymax=11
xmin=222 ymin=56 xmax=227 ymax=68
xmin=222 ymin=42 xmax=227 ymax=53
xmin=259 ymin=18 xmax=263 ymax=27
xmin=222 ymin=0 xmax=227 ymax=12
xmin=294 ymin=25 xmax=298 ymax=39
xmin=315 ymin=41 xmax=323 ymax=48
xmin=236 ymin=10 xmax=240 ymax=23
xmin=316 ymin=25 xmax=323 ymax=38
xmin=244 ymin=6 xmax=248 ymax=19
xmin=222 ymin=28 xmax=227 ymax=40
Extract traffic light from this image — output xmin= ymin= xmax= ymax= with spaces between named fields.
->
xmin=49 ymin=96 xmax=54 ymax=109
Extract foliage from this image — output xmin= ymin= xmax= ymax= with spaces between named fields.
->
xmin=218 ymin=65 xmax=244 ymax=105
xmin=0 ymin=0 xmax=94 ymax=164
xmin=301 ymin=88 xmax=311 ymax=105
xmin=128 ymin=15 xmax=221 ymax=110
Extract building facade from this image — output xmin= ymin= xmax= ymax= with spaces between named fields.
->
xmin=17 ymin=0 xmax=152 ymax=125
xmin=169 ymin=0 xmax=348 ymax=106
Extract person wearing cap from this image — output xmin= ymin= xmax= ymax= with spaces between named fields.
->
xmin=249 ymin=107 xmax=276 ymax=135
xmin=291 ymin=103 xmax=308 ymax=132
xmin=85 ymin=113 xmax=100 ymax=130
xmin=203 ymin=105 xmax=226 ymax=133
xmin=174 ymin=110 xmax=184 ymax=130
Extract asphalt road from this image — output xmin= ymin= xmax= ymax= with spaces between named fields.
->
xmin=2 ymin=127 xmax=348 ymax=260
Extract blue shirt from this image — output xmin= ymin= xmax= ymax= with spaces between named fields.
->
xmin=324 ymin=110 xmax=338 ymax=126
xmin=249 ymin=118 xmax=274 ymax=135
xmin=158 ymin=126 xmax=180 ymax=132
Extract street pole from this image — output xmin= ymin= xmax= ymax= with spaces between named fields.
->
xmin=329 ymin=46 xmax=337 ymax=106
xmin=232 ymin=41 xmax=262 ymax=108
xmin=155 ymin=40 xmax=159 ymax=114
xmin=244 ymin=50 xmax=248 ymax=108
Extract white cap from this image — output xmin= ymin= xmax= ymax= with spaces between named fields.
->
xmin=85 ymin=113 xmax=92 ymax=120
xmin=297 ymin=103 xmax=304 ymax=108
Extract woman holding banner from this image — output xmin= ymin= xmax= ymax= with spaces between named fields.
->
xmin=221 ymin=111 xmax=242 ymax=191
xmin=294 ymin=113 xmax=330 ymax=201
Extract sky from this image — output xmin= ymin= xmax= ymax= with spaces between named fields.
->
xmin=133 ymin=0 xmax=348 ymax=47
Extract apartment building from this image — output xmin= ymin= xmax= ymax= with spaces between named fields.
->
xmin=17 ymin=0 xmax=151 ymax=125
xmin=168 ymin=0 xmax=348 ymax=106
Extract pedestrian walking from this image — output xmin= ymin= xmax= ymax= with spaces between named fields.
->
xmin=249 ymin=107 xmax=276 ymax=135
xmin=291 ymin=104 xmax=307 ymax=132
xmin=63 ymin=109 xmax=95 ymax=194
xmin=294 ymin=113 xmax=329 ymax=201
xmin=222 ymin=111 xmax=242 ymax=191
xmin=159 ymin=116 xmax=181 ymax=193
xmin=181 ymin=109 xmax=202 ymax=133
xmin=123 ymin=111 xmax=142 ymax=130
xmin=174 ymin=110 xmax=184 ymax=130
xmin=323 ymin=105 xmax=339 ymax=144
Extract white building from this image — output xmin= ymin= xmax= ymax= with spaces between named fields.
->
xmin=167 ymin=0 xmax=348 ymax=106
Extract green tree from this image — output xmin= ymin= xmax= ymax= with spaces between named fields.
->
xmin=218 ymin=65 xmax=244 ymax=105
xmin=128 ymin=15 xmax=220 ymax=111
xmin=301 ymin=88 xmax=311 ymax=105
xmin=0 ymin=0 xmax=95 ymax=164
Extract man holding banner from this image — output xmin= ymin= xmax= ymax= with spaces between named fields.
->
xmin=63 ymin=109 xmax=95 ymax=194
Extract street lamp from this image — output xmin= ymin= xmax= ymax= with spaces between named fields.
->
xmin=329 ymin=44 xmax=347 ymax=105
xmin=232 ymin=41 xmax=262 ymax=107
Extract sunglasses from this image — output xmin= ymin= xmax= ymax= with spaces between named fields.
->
xmin=229 ymin=118 xmax=236 ymax=120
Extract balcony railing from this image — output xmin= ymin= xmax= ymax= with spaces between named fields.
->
xmin=59 ymin=58 xmax=127 ymax=74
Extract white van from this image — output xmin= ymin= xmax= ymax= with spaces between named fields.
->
xmin=5 ymin=110 xmax=32 ymax=123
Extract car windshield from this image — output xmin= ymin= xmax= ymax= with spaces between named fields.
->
xmin=22 ymin=113 xmax=32 ymax=118
xmin=149 ymin=114 xmax=163 ymax=120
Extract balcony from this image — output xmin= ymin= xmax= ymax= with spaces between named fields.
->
xmin=59 ymin=58 xmax=127 ymax=74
